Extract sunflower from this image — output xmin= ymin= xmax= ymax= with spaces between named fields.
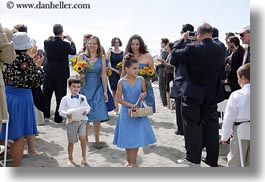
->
xmin=139 ymin=69 xmax=146 ymax=76
xmin=148 ymin=70 xmax=155 ymax=77
xmin=107 ymin=69 xmax=112 ymax=76
xmin=71 ymin=56 xmax=78 ymax=66
xmin=74 ymin=64 xmax=84 ymax=73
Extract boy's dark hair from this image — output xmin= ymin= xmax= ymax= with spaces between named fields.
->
xmin=124 ymin=55 xmax=138 ymax=68
xmin=53 ymin=24 xmax=63 ymax=35
xmin=161 ymin=38 xmax=169 ymax=45
xmin=68 ymin=77 xmax=82 ymax=86
xmin=237 ymin=63 xmax=250 ymax=81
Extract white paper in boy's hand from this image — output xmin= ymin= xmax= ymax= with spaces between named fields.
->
xmin=67 ymin=106 xmax=90 ymax=121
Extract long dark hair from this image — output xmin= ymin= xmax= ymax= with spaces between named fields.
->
xmin=125 ymin=34 xmax=149 ymax=54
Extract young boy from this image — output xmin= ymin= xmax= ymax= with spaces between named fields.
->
xmin=221 ymin=63 xmax=250 ymax=167
xmin=59 ymin=77 xmax=91 ymax=167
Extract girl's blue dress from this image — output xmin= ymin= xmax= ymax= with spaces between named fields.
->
xmin=113 ymin=77 xmax=156 ymax=148
xmin=139 ymin=63 xmax=156 ymax=113
xmin=80 ymin=55 xmax=109 ymax=122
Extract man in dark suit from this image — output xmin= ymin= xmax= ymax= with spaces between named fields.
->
xmin=43 ymin=24 xmax=76 ymax=123
xmin=170 ymin=23 xmax=222 ymax=167
xmin=212 ymin=27 xmax=226 ymax=82
xmin=170 ymin=23 xmax=194 ymax=136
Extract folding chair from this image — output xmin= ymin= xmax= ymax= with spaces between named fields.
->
xmin=217 ymin=100 xmax=229 ymax=156
xmin=217 ymin=99 xmax=228 ymax=125
xmin=237 ymin=122 xmax=250 ymax=167
xmin=169 ymin=81 xmax=175 ymax=112
xmin=0 ymin=119 xmax=9 ymax=167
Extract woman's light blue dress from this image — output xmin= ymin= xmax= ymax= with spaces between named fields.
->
xmin=139 ymin=63 xmax=156 ymax=113
xmin=80 ymin=55 xmax=109 ymax=122
xmin=113 ymin=77 xmax=156 ymax=148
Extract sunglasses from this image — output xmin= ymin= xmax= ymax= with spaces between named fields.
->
xmin=239 ymin=33 xmax=245 ymax=37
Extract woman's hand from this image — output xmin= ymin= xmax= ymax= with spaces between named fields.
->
xmin=130 ymin=103 xmax=138 ymax=109
xmin=82 ymin=111 xmax=87 ymax=116
xmin=104 ymin=92 xmax=108 ymax=103
xmin=79 ymin=73 xmax=85 ymax=79
xmin=115 ymin=69 xmax=121 ymax=75
xmin=34 ymin=55 xmax=44 ymax=68
xmin=139 ymin=92 xmax=146 ymax=101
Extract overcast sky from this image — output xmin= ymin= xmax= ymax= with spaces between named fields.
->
xmin=0 ymin=0 xmax=250 ymax=55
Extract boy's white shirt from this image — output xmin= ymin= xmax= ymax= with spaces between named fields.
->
xmin=221 ymin=83 xmax=250 ymax=141
xmin=58 ymin=93 xmax=91 ymax=124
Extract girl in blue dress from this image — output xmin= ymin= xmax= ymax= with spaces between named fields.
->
xmin=113 ymin=58 xmax=156 ymax=167
xmin=121 ymin=34 xmax=156 ymax=113
xmin=77 ymin=36 xmax=109 ymax=145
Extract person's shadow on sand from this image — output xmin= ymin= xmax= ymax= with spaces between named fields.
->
xmin=142 ymin=144 xmax=185 ymax=163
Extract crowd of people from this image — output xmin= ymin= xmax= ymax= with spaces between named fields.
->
xmin=0 ymin=22 xmax=250 ymax=167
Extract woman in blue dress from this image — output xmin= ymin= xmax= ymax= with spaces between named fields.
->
xmin=107 ymin=37 xmax=123 ymax=113
xmin=77 ymin=36 xmax=109 ymax=145
xmin=121 ymin=34 xmax=156 ymax=113
xmin=104 ymin=49 xmax=115 ymax=112
xmin=113 ymin=58 xmax=156 ymax=167
xmin=0 ymin=32 xmax=45 ymax=166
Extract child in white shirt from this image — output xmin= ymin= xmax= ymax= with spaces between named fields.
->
xmin=221 ymin=63 xmax=250 ymax=167
xmin=59 ymin=77 xmax=91 ymax=167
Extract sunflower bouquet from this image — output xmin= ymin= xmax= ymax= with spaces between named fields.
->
xmin=139 ymin=66 xmax=156 ymax=86
xmin=71 ymin=56 xmax=94 ymax=85
xmin=116 ymin=61 xmax=122 ymax=70
xmin=106 ymin=67 xmax=112 ymax=77
xmin=71 ymin=55 xmax=78 ymax=67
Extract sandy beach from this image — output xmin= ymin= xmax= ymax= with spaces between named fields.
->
xmin=11 ymin=83 xmax=227 ymax=167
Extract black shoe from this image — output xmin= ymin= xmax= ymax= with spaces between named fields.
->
xmin=54 ymin=119 xmax=63 ymax=123
xmin=175 ymin=130 xmax=184 ymax=136
xmin=201 ymin=157 xmax=218 ymax=167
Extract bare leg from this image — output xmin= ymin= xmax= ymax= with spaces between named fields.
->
xmin=79 ymin=136 xmax=87 ymax=165
xmin=85 ymin=123 xmax=90 ymax=143
xmin=26 ymin=135 xmax=37 ymax=154
xmin=68 ymin=143 xmax=74 ymax=162
xmin=93 ymin=121 xmax=101 ymax=142
xmin=130 ymin=148 xmax=139 ymax=167
xmin=112 ymin=90 xmax=119 ymax=113
xmin=11 ymin=137 xmax=24 ymax=167
xmin=124 ymin=149 xmax=132 ymax=167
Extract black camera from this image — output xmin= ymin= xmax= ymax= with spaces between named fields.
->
xmin=188 ymin=32 xmax=196 ymax=41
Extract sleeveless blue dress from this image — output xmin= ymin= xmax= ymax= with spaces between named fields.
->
xmin=139 ymin=63 xmax=156 ymax=113
xmin=80 ymin=55 xmax=109 ymax=122
xmin=109 ymin=51 xmax=123 ymax=91
xmin=113 ymin=77 xmax=156 ymax=148
xmin=106 ymin=59 xmax=116 ymax=112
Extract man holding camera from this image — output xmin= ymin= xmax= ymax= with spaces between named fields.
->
xmin=43 ymin=24 xmax=76 ymax=123
xmin=170 ymin=23 xmax=194 ymax=136
xmin=170 ymin=23 xmax=222 ymax=167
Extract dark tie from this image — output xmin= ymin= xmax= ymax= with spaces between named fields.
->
xmin=71 ymin=94 xmax=79 ymax=99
